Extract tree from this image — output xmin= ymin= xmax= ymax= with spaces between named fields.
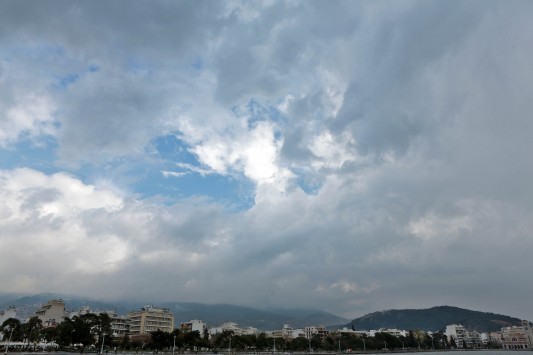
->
xmin=183 ymin=330 xmax=201 ymax=351
xmin=310 ymin=334 xmax=322 ymax=351
xmin=94 ymin=313 xmax=113 ymax=351
xmin=42 ymin=326 xmax=58 ymax=344
xmin=407 ymin=330 xmax=417 ymax=348
xmin=432 ymin=331 xmax=447 ymax=349
xmin=150 ymin=329 xmax=173 ymax=350
xmin=55 ymin=317 xmax=76 ymax=348
xmin=450 ymin=336 xmax=457 ymax=348
xmin=211 ymin=330 xmax=233 ymax=352
xmin=55 ymin=314 xmax=102 ymax=351
xmin=288 ymin=337 xmax=309 ymax=352
xmin=22 ymin=316 xmax=43 ymax=350
xmin=1 ymin=318 xmax=22 ymax=343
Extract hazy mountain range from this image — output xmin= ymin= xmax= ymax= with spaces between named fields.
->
xmin=1 ymin=294 xmax=523 ymax=333
xmin=0 ymin=293 xmax=348 ymax=330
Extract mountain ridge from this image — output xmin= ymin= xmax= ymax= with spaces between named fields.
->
xmin=347 ymin=305 xmax=523 ymax=333
xmin=0 ymin=293 xmax=348 ymax=330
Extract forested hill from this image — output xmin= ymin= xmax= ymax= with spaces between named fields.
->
xmin=348 ymin=306 xmax=522 ymax=332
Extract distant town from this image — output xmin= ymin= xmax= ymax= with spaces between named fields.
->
xmin=1 ymin=299 xmax=532 ymax=352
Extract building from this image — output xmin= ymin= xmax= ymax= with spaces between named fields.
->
xmin=445 ymin=324 xmax=481 ymax=348
xmin=129 ymin=305 xmax=174 ymax=336
xmin=304 ymin=326 xmax=329 ymax=339
xmin=35 ymin=299 xmax=65 ymax=327
xmin=180 ymin=320 xmax=207 ymax=336
xmin=337 ymin=327 xmax=368 ymax=337
xmin=68 ymin=306 xmax=93 ymax=319
xmin=241 ymin=326 xmax=259 ymax=336
xmin=109 ymin=312 xmax=131 ymax=338
xmin=501 ymin=320 xmax=533 ymax=350
xmin=369 ymin=328 xmax=407 ymax=337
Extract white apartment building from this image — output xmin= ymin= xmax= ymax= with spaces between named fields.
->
xmin=35 ymin=299 xmax=65 ymax=327
xmin=129 ymin=305 xmax=174 ymax=336
xmin=181 ymin=320 xmax=207 ymax=335
xmin=241 ymin=326 xmax=259 ymax=336
xmin=209 ymin=322 xmax=258 ymax=337
xmin=445 ymin=324 xmax=481 ymax=348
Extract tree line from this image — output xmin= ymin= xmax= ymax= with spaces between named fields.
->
xmin=2 ymin=314 xmax=501 ymax=353
xmin=1 ymin=313 xmax=111 ymax=352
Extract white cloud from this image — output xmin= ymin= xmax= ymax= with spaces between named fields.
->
xmin=1 ymin=1 xmax=533 ymax=320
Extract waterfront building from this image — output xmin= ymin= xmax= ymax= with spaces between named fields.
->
xmin=68 ymin=306 xmax=93 ymax=319
xmin=129 ymin=305 xmax=174 ymax=336
xmin=304 ymin=325 xmax=328 ymax=339
xmin=445 ymin=324 xmax=481 ymax=348
xmin=336 ymin=327 xmax=368 ymax=337
xmin=268 ymin=324 xmax=293 ymax=339
xmin=241 ymin=326 xmax=259 ymax=336
xmin=181 ymin=319 xmax=207 ymax=335
xmin=369 ymin=328 xmax=407 ymax=337
xmin=501 ymin=320 xmax=533 ymax=350
xmin=108 ymin=311 xmax=131 ymax=338
xmin=35 ymin=299 xmax=65 ymax=327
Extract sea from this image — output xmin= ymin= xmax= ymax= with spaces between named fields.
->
xmin=3 ymin=351 xmax=531 ymax=355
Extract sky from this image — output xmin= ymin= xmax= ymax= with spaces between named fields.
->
xmin=1 ymin=0 xmax=533 ymax=321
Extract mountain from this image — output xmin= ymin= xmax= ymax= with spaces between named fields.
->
xmin=347 ymin=305 xmax=523 ymax=333
xmin=161 ymin=303 xmax=348 ymax=330
xmin=0 ymin=293 xmax=347 ymax=330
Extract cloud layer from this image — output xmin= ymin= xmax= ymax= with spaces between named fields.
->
xmin=1 ymin=0 xmax=533 ymax=321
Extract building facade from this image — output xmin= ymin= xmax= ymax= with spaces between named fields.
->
xmin=445 ymin=324 xmax=481 ymax=348
xmin=304 ymin=326 xmax=329 ymax=339
xmin=35 ymin=299 xmax=65 ymax=327
xmin=501 ymin=320 xmax=533 ymax=350
xmin=180 ymin=319 xmax=207 ymax=335
xmin=129 ymin=305 xmax=174 ymax=336
xmin=109 ymin=312 xmax=131 ymax=338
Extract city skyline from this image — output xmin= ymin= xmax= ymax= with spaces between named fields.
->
xmin=1 ymin=1 xmax=533 ymax=321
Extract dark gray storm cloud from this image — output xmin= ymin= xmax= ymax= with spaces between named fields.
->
xmin=1 ymin=1 xmax=533 ymax=321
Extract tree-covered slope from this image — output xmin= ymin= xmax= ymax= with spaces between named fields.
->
xmin=348 ymin=306 xmax=522 ymax=332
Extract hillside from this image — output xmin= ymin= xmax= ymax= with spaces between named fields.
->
xmin=0 ymin=293 xmax=347 ymax=330
xmin=347 ymin=305 xmax=522 ymax=333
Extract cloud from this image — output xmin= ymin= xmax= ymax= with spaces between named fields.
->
xmin=1 ymin=1 xmax=533 ymax=321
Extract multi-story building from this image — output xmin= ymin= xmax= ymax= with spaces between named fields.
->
xmin=109 ymin=311 xmax=131 ymax=338
xmin=304 ymin=326 xmax=328 ymax=339
xmin=129 ymin=305 xmax=174 ymax=336
xmin=445 ymin=324 xmax=481 ymax=348
xmin=209 ymin=322 xmax=243 ymax=336
xmin=35 ymin=299 xmax=65 ymax=327
xmin=267 ymin=325 xmax=303 ymax=339
xmin=501 ymin=320 xmax=533 ymax=350
xmin=180 ymin=320 xmax=207 ymax=336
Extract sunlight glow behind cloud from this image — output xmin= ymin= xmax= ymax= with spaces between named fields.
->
xmin=1 ymin=0 xmax=533 ymax=320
